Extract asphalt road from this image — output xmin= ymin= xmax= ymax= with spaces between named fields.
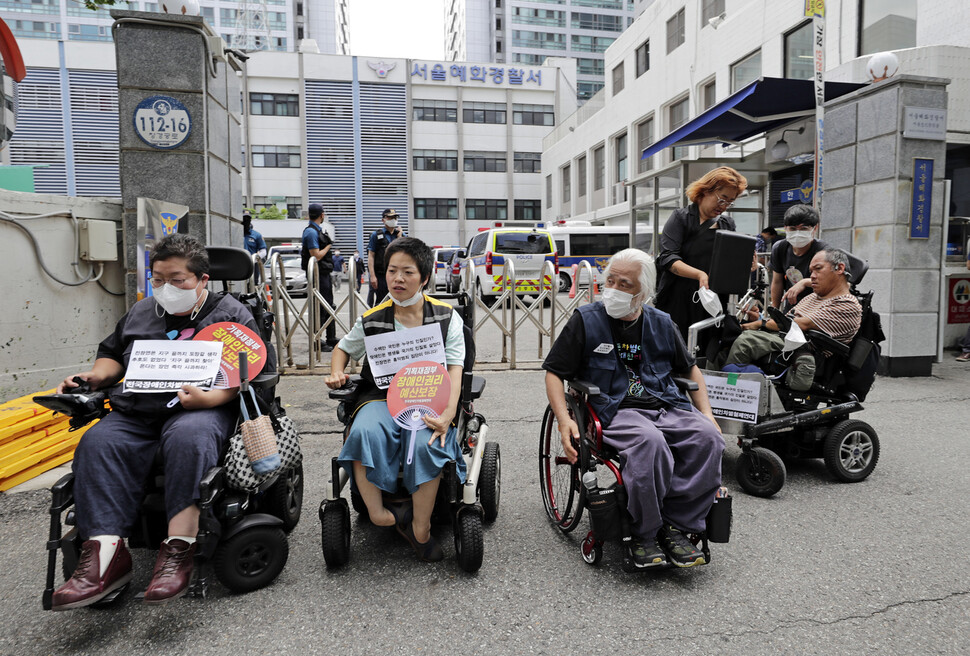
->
xmin=2 ymin=349 xmax=969 ymax=656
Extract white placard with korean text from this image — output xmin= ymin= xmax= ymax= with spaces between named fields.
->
xmin=703 ymin=374 xmax=762 ymax=424
xmin=123 ymin=340 xmax=223 ymax=393
xmin=364 ymin=324 xmax=446 ymax=389
xmin=903 ymin=107 xmax=947 ymax=141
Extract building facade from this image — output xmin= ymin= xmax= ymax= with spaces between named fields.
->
xmin=445 ymin=0 xmax=638 ymax=103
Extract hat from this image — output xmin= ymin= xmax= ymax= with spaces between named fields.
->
xmin=308 ymin=203 xmax=324 ymax=217
xmin=242 ymin=213 xmax=252 ymax=223
xmin=382 ymin=208 xmax=398 ymax=218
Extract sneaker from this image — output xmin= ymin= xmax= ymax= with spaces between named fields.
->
xmin=628 ymin=537 xmax=667 ymax=569
xmin=956 ymin=352 xmax=970 ymax=362
xmin=658 ymin=523 xmax=706 ymax=568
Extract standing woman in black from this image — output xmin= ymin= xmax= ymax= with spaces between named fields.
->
xmin=655 ymin=166 xmax=748 ymax=341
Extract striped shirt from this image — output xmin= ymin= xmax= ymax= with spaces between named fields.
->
xmin=790 ymin=292 xmax=861 ymax=344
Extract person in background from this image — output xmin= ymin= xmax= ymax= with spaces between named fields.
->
xmin=755 ymin=227 xmax=778 ymax=264
xmin=367 ymin=209 xmax=405 ymax=307
xmin=353 ymin=250 xmax=365 ymax=293
xmin=770 ymin=204 xmax=828 ymax=310
xmin=242 ymin=214 xmax=267 ymax=283
xmin=332 ymin=249 xmax=345 ymax=293
xmin=301 ymin=203 xmax=337 ymax=351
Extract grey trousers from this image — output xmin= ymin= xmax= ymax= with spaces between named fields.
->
xmin=602 ymin=407 xmax=724 ymax=539
xmin=724 ymin=329 xmax=817 ymax=391
xmin=72 ymin=405 xmax=235 ymax=538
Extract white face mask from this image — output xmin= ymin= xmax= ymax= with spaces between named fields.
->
xmin=783 ymin=321 xmax=808 ymax=355
xmin=786 ymin=229 xmax=814 ymax=249
xmin=384 ymin=218 xmax=398 ymax=229
xmin=392 ymin=289 xmax=423 ymax=307
xmin=692 ymin=287 xmax=722 ymax=318
xmin=602 ymin=287 xmax=638 ymax=319
xmin=153 ymin=282 xmax=202 ymax=315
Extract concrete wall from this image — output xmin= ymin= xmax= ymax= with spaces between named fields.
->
xmin=0 ymin=191 xmax=125 ymax=401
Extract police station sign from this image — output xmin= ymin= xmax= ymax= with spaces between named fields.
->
xmin=133 ymin=95 xmax=192 ymax=150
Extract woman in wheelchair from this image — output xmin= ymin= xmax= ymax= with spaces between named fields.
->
xmin=51 ymin=234 xmax=261 ymax=610
xmin=543 ymin=249 xmax=724 ymax=569
xmin=325 ymin=237 xmax=465 ymax=563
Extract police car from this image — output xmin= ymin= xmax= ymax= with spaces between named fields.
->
xmin=463 ymin=224 xmax=557 ymax=305
xmin=432 ymin=246 xmax=460 ymax=291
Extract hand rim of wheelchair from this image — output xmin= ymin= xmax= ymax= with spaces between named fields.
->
xmin=538 ymin=395 xmax=586 ymax=533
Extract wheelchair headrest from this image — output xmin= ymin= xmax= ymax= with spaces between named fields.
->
xmin=206 ymin=246 xmax=254 ymax=281
xmin=844 ymin=252 xmax=868 ymax=286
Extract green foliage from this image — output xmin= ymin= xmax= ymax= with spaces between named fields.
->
xmin=244 ymin=206 xmax=288 ymax=221
xmin=82 ymin=0 xmax=122 ymax=12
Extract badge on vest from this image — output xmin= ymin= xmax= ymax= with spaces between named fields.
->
xmin=593 ymin=343 xmax=614 ymax=354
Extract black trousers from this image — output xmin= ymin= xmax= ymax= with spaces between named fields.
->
xmin=318 ymin=272 xmax=336 ymax=343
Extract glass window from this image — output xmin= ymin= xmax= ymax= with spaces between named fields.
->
xmin=561 ymin=165 xmax=571 ymax=203
xmin=859 ymin=0 xmax=916 ymax=56
xmin=412 ymin=99 xmax=458 ymax=122
xmin=570 ymin=12 xmax=624 ymax=32
xmin=462 ymin=101 xmax=507 ymax=124
xmin=571 ymin=34 xmax=615 ymax=53
xmin=572 ymin=233 xmax=629 ymax=256
xmin=702 ymin=79 xmax=716 ymax=110
xmin=593 ymin=145 xmax=605 ymax=190
xmin=513 ymin=52 xmax=544 ymax=65
xmin=251 ymin=145 xmax=301 ymax=168
xmin=637 ymin=117 xmax=653 ymax=174
xmin=514 ymin=199 xmax=541 ymax=221
xmin=512 ymin=30 xmax=566 ymax=50
xmin=701 ymin=0 xmax=725 ymax=25
xmin=572 ymin=0 xmax=623 ymax=8
xmin=577 ymin=155 xmax=587 ymax=197
xmin=414 ymin=198 xmax=458 ymax=220
xmin=413 ymin=149 xmax=458 ymax=171
xmin=513 ymin=152 xmax=542 ymax=173
xmin=249 ymin=93 xmax=299 ymax=117
xmin=513 ymin=104 xmax=555 ymax=126
xmin=463 ymin=151 xmax=507 ymax=173
xmin=494 ymin=231 xmax=553 ymax=253
xmin=785 ymin=21 xmax=814 ymax=80
xmin=465 ymin=199 xmax=508 ymax=221
xmin=546 ymin=175 xmax=552 ymax=208
xmin=612 ymin=61 xmax=624 ymax=95
xmin=667 ymin=98 xmax=689 ymax=162
xmin=635 ymin=40 xmax=650 ymax=77
xmin=615 ymin=132 xmax=628 ymax=191
xmin=666 ymin=8 xmax=685 ymax=54
xmin=576 ymin=58 xmax=604 ymax=76
xmin=511 ymin=7 xmax=565 ymax=27
xmin=731 ymin=49 xmax=761 ymax=93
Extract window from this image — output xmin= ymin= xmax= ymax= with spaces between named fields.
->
xmin=701 ymin=79 xmax=716 ymax=110
xmin=513 ymin=52 xmax=544 ymax=65
xmin=251 ymin=145 xmax=301 ymax=168
xmin=546 ymin=175 xmax=552 ymax=208
xmin=576 ymin=58 xmax=604 ymax=76
xmin=666 ymin=8 xmax=685 ymax=54
xmin=496 ymin=17 xmax=502 ymax=30
xmin=513 ymin=104 xmax=554 ymax=126
xmin=514 ymin=152 xmax=542 ymax=173
xmin=413 ymin=149 xmax=458 ymax=171
xmin=414 ymin=198 xmax=458 ymax=220
xmin=514 ymin=200 xmax=541 ymax=221
xmin=512 ymin=30 xmax=566 ymax=50
xmin=577 ymin=81 xmax=604 ymax=101
xmin=614 ymin=132 xmax=628 ymax=192
xmin=667 ymin=98 xmax=689 ymax=161
xmin=496 ymin=40 xmax=503 ymax=53
xmin=577 ymin=155 xmax=587 ymax=197
xmin=464 ymin=151 xmax=507 ymax=173
xmin=511 ymin=7 xmax=565 ymax=27
xmin=571 ymin=34 xmax=615 ymax=53
xmin=731 ymin=49 xmax=761 ymax=93
xmin=572 ymin=0 xmax=623 ymax=8
xmin=637 ymin=117 xmax=653 ymax=174
xmin=462 ymin=101 xmax=506 ymax=124
xmin=570 ymin=12 xmax=624 ymax=32
xmin=635 ymin=40 xmax=649 ymax=77
xmin=701 ymin=0 xmax=725 ymax=25
xmin=253 ymin=196 xmax=302 ymax=218
xmin=465 ymin=199 xmax=508 ymax=221
xmin=201 ymin=6 xmax=214 ymax=21
xmin=412 ymin=99 xmax=457 ymax=122
xmin=859 ymin=0 xmax=916 ymax=56
xmin=785 ymin=21 xmax=814 ymax=80
xmin=68 ymin=24 xmax=110 ymax=41
xmin=593 ymin=145 xmax=605 ymax=190
xmin=249 ymin=93 xmax=299 ymax=116
xmin=561 ymin=165 xmax=571 ymax=202
xmin=612 ymin=62 xmax=624 ymax=95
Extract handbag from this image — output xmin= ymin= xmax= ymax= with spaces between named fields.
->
xmin=224 ymin=407 xmax=303 ymax=491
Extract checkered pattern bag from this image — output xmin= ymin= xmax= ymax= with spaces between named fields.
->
xmin=225 ymin=406 xmax=303 ymax=491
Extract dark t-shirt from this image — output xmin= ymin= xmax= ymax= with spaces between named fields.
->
xmin=770 ymin=238 xmax=828 ymax=303
xmin=543 ymin=310 xmax=695 ymax=410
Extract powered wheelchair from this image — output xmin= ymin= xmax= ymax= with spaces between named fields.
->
xmin=694 ymin=248 xmax=885 ymax=498
xmin=318 ymin=291 xmax=498 ymax=573
xmin=37 ymin=246 xmax=303 ymax=609
xmin=539 ymin=377 xmax=732 ymax=571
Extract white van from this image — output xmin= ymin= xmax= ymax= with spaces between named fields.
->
xmin=549 ymin=223 xmax=653 ymax=293
xmin=464 ymin=226 xmax=557 ymax=305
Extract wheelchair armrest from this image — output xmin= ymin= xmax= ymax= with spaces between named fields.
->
xmin=198 ymin=466 xmax=225 ymax=507
xmin=469 ymin=375 xmax=486 ymax=400
xmin=49 ymin=472 xmax=76 ymax=512
xmin=251 ymin=371 xmax=279 ymax=389
xmin=805 ymin=330 xmax=850 ymax=358
xmin=568 ymin=379 xmax=601 ymax=397
xmin=328 ymin=375 xmax=362 ymax=401
xmin=673 ymin=376 xmax=698 ymax=392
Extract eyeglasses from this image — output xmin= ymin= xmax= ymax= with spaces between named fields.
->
xmin=148 ymin=275 xmax=197 ymax=289
xmin=714 ymin=194 xmax=736 ymax=209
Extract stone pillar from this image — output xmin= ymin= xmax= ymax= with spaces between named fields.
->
xmin=111 ymin=10 xmax=244 ymax=301
xmin=822 ymin=75 xmax=949 ymax=377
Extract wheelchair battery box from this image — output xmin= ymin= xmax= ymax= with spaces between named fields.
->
xmin=709 ymin=231 xmax=757 ymax=295
xmin=586 ymin=484 xmax=622 ymax=541
xmin=705 ymin=489 xmax=732 ymax=543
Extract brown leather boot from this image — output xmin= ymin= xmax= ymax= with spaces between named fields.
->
xmin=143 ymin=539 xmax=196 ymax=605
xmin=52 ymin=539 xmax=133 ymax=611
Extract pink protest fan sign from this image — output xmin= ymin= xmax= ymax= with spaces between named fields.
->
xmin=193 ymin=322 xmax=267 ymax=388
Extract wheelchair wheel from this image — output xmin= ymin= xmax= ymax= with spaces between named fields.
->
xmin=264 ymin=463 xmax=303 ymax=533
xmin=214 ymin=526 xmax=289 ymax=593
xmin=320 ymin=499 xmax=351 ymax=568
xmin=480 ymin=441 xmax=501 ymax=523
xmin=581 ymin=533 xmax=602 ymax=566
xmin=823 ymin=420 xmax=880 ymax=483
xmin=736 ymin=446 xmax=786 ymax=497
xmin=538 ymin=401 xmax=585 ymax=533
xmin=455 ymin=511 xmax=484 ymax=573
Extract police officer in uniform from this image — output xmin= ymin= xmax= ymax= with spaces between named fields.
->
xmin=367 ymin=208 xmax=405 ymax=307
xmin=301 ymin=203 xmax=337 ymax=350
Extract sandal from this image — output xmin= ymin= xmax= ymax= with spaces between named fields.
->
xmin=395 ymin=508 xmax=443 ymax=563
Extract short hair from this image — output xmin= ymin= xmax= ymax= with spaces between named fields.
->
xmin=149 ymin=233 xmax=209 ymax=276
xmin=685 ymin=166 xmax=748 ymax=203
xmin=383 ymin=236 xmax=433 ymax=284
xmin=761 ymin=227 xmax=778 ymax=236
xmin=783 ymin=203 xmax=819 ymax=228
xmin=820 ymin=248 xmax=851 ymax=277
xmin=603 ymin=248 xmax=657 ymax=301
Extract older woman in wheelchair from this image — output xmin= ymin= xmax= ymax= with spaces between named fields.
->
xmin=542 ymin=249 xmax=728 ymax=570
xmin=324 ymin=237 xmax=473 ymax=564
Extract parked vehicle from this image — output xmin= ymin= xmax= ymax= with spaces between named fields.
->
xmin=432 ymin=246 xmax=460 ymax=291
xmin=548 ymin=223 xmax=653 ymax=293
xmin=464 ymin=226 xmax=557 ymax=306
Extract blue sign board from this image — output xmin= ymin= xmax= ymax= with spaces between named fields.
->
xmin=133 ymin=95 xmax=192 ymax=150
xmin=780 ymin=179 xmax=814 ymax=204
xmin=910 ymin=158 xmax=933 ymax=239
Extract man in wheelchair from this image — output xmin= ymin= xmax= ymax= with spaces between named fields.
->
xmin=50 ymin=234 xmax=261 ymax=610
xmin=543 ymin=249 xmax=724 ymax=569
xmin=723 ymin=248 xmax=862 ymax=390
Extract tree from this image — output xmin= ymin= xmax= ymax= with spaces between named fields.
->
xmin=245 ymin=206 xmax=288 ymax=221
xmin=82 ymin=0 xmax=124 ymax=11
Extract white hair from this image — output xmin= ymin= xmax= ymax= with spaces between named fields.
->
xmin=603 ymin=248 xmax=656 ymax=302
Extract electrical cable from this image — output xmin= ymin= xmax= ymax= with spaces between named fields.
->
xmin=0 ymin=210 xmax=95 ymax=286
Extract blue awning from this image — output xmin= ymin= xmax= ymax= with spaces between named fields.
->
xmin=641 ymin=77 xmax=866 ymax=160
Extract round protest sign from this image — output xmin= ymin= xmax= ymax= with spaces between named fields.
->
xmin=194 ymin=322 xmax=267 ymax=388
xmin=386 ymin=360 xmax=451 ymax=430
